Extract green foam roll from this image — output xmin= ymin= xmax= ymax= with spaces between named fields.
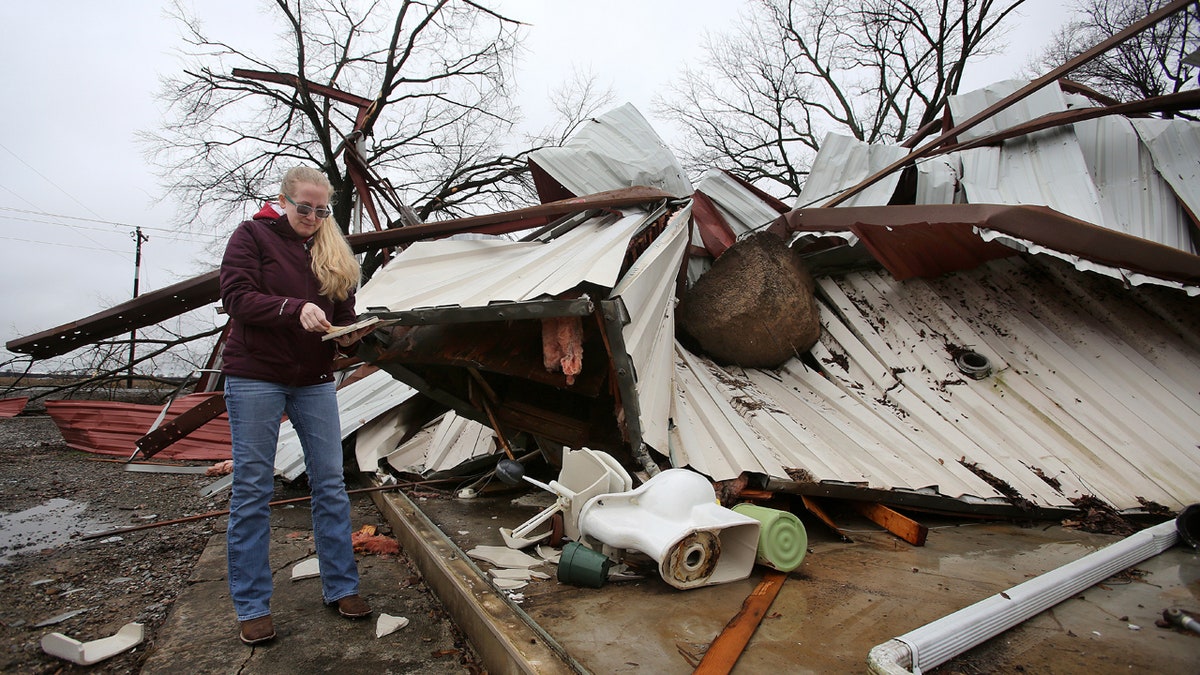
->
xmin=732 ymin=503 xmax=808 ymax=572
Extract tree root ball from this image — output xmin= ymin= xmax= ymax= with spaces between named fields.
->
xmin=678 ymin=232 xmax=820 ymax=368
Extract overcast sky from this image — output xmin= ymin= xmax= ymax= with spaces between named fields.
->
xmin=0 ymin=1 xmax=1071 ymax=369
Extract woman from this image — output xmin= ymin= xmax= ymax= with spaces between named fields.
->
xmin=219 ymin=166 xmax=372 ymax=645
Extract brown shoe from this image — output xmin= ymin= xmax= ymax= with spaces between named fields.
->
xmin=239 ymin=615 xmax=276 ymax=645
xmin=335 ymin=594 xmax=372 ymax=619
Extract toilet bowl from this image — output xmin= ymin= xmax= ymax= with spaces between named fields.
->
xmin=577 ymin=468 xmax=760 ymax=589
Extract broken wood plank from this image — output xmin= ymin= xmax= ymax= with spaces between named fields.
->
xmin=800 ymin=495 xmax=852 ymax=542
xmin=852 ymin=501 xmax=928 ymax=546
xmin=693 ymin=570 xmax=788 ymax=675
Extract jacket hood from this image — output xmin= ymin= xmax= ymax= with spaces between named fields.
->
xmin=253 ymin=200 xmax=284 ymax=220
xmin=253 ymin=201 xmax=308 ymax=243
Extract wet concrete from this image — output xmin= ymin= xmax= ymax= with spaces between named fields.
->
xmin=413 ymin=489 xmax=1200 ymax=673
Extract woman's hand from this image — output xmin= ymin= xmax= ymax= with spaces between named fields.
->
xmin=299 ymin=302 xmax=332 ymax=333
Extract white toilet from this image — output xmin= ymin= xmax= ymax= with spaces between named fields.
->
xmin=576 ymin=468 xmax=761 ymax=590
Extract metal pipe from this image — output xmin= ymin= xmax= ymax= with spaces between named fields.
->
xmin=79 ymin=481 xmax=446 ymax=541
xmin=866 ymin=513 xmax=1187 ymax=674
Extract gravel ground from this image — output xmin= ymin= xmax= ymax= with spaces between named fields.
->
xmin=0 ymin=412 xmax=475 ymax=674
xmin=0 ymin=413 xmax=217 ymax=673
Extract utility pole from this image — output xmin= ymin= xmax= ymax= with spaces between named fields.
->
xmin=128 ymin=227 xmax=149 ymax=388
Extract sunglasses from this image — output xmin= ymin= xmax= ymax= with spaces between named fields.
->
xmin=284 ymin=194 xmax=332 ymax=219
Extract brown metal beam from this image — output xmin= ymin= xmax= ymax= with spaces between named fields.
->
xmin=935 ymin=89 xmax=1200 ymax=155
xmin=7 ymin=188 xmax=672 ymax=359
xmin=133 ymin=393 xmax=227 ymax=460
xmin=231 ymin=68 xmax=374 ymax=109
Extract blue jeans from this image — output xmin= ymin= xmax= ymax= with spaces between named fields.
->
xmin=224 ymin=376 xmax=360 ymax=621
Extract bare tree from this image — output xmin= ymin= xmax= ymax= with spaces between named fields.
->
xmin=1035 ymin=0 xmax=1198 ymax=113
xmin=655 ymin=0 xmax=1028 ymax=199
xmin=144 ymin=0 xmax=535 ymax=235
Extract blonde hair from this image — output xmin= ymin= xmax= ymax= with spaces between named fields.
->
xmin=281 ymin=166 xmax=360 ymax=302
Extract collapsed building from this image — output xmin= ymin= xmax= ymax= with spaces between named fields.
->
xmin=7 ymin=36 xmax=1200 ymax=672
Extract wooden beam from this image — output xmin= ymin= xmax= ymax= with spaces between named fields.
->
xmin=852 ymin=501 xmax=928 ymax=546
xmin=800 ymin=495 xmax=852 ymax=542
xmin=693 ymin=570 xmax=788 ymax=675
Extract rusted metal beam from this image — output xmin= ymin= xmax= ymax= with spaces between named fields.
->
xmin=770 ymin=203 xmax=1200 ymax=286
xmin=824 ymin=0 xmax=1196 ymax=207
xmin=935 ymin=89 xmax=1200 ymax=155
xmin=133 ymin=393 xmax=227 ymax=460
xmin=231 ymin=68 xmax=374 ymax=109
xmin=7 ymin=188 xmax=672 ymax=359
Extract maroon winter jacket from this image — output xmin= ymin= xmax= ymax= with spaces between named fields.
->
xmin=219 ymin=205 xmax=357 ymax=386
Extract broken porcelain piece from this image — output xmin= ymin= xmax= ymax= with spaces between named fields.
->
xmin=375 ymin=613 xmax=409 ymax=638
xmin=535 ymin=545 xmax=561 ymax=564
xmin=466 ymin=545 xmax=542 ymax=568
xmin=291 ymin=557 xmax=321 ymax=581
xmin=502 ymin=449 xmax=632 ymax=550
xmin=577 ymin=468 xmax=761 ymax=590
xmin=492 ymin=577 xmax=528 ymax=591
xmin=499 ymin=524 xmax=551 ymax=549
xmin=41 ymin=622 xmax=144 ymax=666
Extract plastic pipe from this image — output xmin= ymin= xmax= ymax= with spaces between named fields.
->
xmin=866 ymin=516 xmax=1183 ymax=674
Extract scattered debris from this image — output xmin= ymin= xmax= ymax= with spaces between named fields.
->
xmin=352 ymin=524 xmax=401 ymax=556
xmin=466 ymin=545 xmax=542 ymax=569
xmin=958 ymin=459 xmax=1035 ymax=511
xmin=41 ymin=622 xmax=144 ymax=666
xmin=205 ymin=459 xmax=233 ymax=476
xmin=33 ymin=608 xmax=91 ymax=628
xmin=1063 ymin=496 xmax=1136 ymax=536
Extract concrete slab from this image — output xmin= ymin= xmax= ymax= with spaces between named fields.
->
xmin=141 ymin=496 xmax=472 ymax=674
xmin=406 ymin=488 xmax=1200 ymax=674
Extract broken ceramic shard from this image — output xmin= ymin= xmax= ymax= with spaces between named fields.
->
xmin=466 ymin=545 xmax=542 ymax=568
xmin=41 ymin=622 xmax=144 ymax=666
xmin=291 ymin=557 xmax=321 ymax=581
xmin=375 ymin=613 xmax=409 ymax=638
xmin=492 ymin=578 xmax=528 ymax=591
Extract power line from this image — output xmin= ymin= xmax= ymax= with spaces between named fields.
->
xmin=0 ymin=213 xmax=223 ymax=246
xmin=0 ymin=207 xmax=226 ymax=240
xmin=0 ymin=142 xmax=107 ymax=220
xmin=0 ymin=234 xmax=134 ymax=257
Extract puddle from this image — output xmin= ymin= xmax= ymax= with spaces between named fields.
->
xmin=0 ymin=498 xmax=119 ymax=564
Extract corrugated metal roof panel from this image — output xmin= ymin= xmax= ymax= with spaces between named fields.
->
xmin=1073 ymin=115 xmax=1195 ymax=253
xmin=1130 ymin=117 xmax=1200 ymax=235
xmin=44 ymin=394 xmax=230 ymax=461
xmin=382 ymin=412 xmax=496 ymax=476
xmin=695 ymin=169 xmax=784 ymax=235
xmin=947 ymin=79 xmax=1068 ymax=142
xmin=529 ymin=103 xmax=693 ymax=199
xmin=356 ymin=208 xmax=656 ymax=312
xmin=796 ymin=133 xmax=907 ymax=208
xmin=667 ymin=257 xmax=1200 ymax=511
xmin=954 ymin=132 xmax=1107 ymax=226
xmin=609 ymin=205 xmax=691 ymax=453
